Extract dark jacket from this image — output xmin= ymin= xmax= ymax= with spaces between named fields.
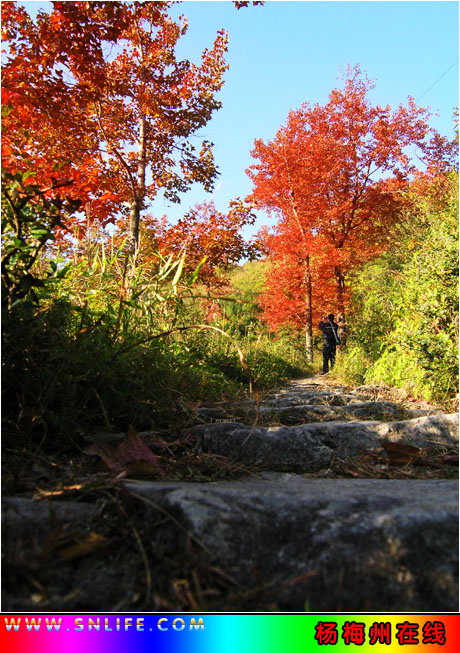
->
xmin=318 ymin=320 xmax=340 ymax=345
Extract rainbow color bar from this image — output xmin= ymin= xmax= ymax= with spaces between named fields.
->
xmin=1 ymin=614 xmax=459 ymax=653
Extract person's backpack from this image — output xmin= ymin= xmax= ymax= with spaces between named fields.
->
xmin=328 ymin=320 xmax=341 ymax=346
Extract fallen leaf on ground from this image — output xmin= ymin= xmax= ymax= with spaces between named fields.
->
xmin=86 ymin=425 xmax=163 ymax=475
xmin=441 ymin=454 xmax=459 ymax=466
xmin=58 ymin=532 xmax=106 ymax=560
xmin=381 ymin=441 xmax=421 ymax=465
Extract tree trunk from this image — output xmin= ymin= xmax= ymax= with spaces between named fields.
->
xmin=129 ymin=197 xmax=141 ymax=260
xmin=305 ymin=254 xmax=313 ymax=362
xmin=334 ymin=265 xmax=346 ymax=320
xmin=128 ymin=113 xmax=147 ymax=264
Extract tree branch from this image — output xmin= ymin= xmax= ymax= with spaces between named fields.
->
xmin=95 ymin=102 xmax=137 ymax=197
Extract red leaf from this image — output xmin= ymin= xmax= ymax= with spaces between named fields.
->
xmin=86 ymin=425 xmax=163 ymax=476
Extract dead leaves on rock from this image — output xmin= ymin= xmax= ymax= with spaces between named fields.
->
xmin=336 ymin=440 xmax=458 ymax=480
xmin=381 ymin=441 xmax=458 ymax=468
xmin=381 ymin=441 xmax=422 ymax=465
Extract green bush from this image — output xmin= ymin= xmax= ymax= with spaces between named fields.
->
xmin=333 ymin=171 xmax=459 ymax=404
xmin=2 ymin=238 xmax=309 ymax=447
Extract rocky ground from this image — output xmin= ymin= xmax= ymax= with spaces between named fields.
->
xmin=2 ymin=375 xmax=458 ymax=611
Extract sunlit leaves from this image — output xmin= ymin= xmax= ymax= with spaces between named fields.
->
xmin=2 ymin=1 xmax=229 ymax=250
xmin=1 ymin=169 xmax=81 ymax=309
xmin=154 ymin=199 xmax=257 ymax=287
xmin=247 ymin=65 xmax=451 ymax=331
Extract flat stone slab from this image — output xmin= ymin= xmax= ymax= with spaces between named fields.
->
xmin=2 ymin=497 xmax=100 ymax=557
xmin=375 ymin=414 xmax=459 ymax=445
xmin=2 ymin=496 xmax=99 ymax=527
xmin=197 ymin=400 xmax=408 ymax=425
xmin=1 ymin=496 xmax=144 ymax=611
xmin=206 ymin=390 xmax=368 ymax=411
xmin=194 ymin=414 xmax=458 ymax=469
xmin=259 ymin=391 xmax=365 ymax=407
xmin=125 ymin=474 xmax=459 ymax=611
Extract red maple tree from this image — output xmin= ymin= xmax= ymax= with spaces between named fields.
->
xmin=154 ymin=199 xmax=257 ymax=286
xmin=110 ymin=197 xmax=256 ymax=288
xmin=247 ymin=65 xmax=453 ymax=356
xmin=2 ymin=1 xmax=228 ymax=259
xmin=257 ymin=223 xmax=337 ymax=356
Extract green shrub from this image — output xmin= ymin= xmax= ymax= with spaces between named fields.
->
xmin=333 ymin=171 xmax=458 ymax=404
xmin=2 ymin=245 xmax=309 ymax=447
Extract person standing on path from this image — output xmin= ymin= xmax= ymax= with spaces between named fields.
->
xmin=318 ymin=313 xmax=340 ymax=374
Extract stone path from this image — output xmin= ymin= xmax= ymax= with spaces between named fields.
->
xmin=125 ymin=475 xmax=458 ymax=612
xmin=2 ymin=375 xmax=458 ymax=611
xmin=193 ymin=378 xmax=457 ymax=471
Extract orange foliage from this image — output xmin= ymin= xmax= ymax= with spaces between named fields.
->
xmin=247 ymin=65 xmax=453 ymax=330
xmin=110 ymin=199 xmax=256 ymax=286
xmin=2 ymin=1 xmax=228 ymax=244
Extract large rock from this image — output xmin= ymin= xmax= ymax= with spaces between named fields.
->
xmin=125 ymin=474 xmax=459 ymax=611
xmin=259 ymin=391 xmax=365 ymax=407
xmin=194 ymin=414 xmax=458 ymax=469
xmin=374 ymin=414 xmax=459 ymax=445
xmin=2 ymin=497 xmax=100 ymax=557
xmin=2 ymin=497 xmax=147 ymax=611
xmin=198 ymin=400 xmax=408 ymax=426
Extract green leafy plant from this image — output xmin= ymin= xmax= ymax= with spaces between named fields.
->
xmin=333 ymin=171 xmax=458 ymax=405
xmin=1 ymin=169 xmax=80 ymax=310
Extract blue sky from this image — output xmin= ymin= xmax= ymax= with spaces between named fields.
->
xmin=20 ymin=1 xmax=459 ymax=237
